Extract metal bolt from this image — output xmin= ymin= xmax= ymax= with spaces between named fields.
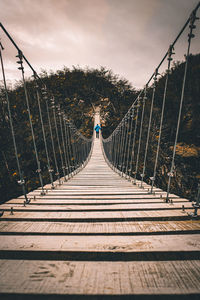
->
xmin=193 ymin=205 xmax=199 ymax=217
xmin=189 ymin=185 xmax=200 ymax=217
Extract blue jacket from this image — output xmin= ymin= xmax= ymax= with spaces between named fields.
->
xmin=94 ymin=124 xmax=101 ymax=133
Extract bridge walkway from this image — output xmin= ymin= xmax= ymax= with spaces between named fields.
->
xmin=0 ymin=112 xmax=199 ymax=299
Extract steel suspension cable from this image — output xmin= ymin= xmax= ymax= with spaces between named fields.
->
xmin=122 ymin=113 xmax=131 ymax=176
xmin=66 ymin=121 xmax=75 ymax=176
xmin=133 ymin=94 xmax=146 ymax=184
xmin=0 ymin=43 xmax=28 ymax=202
xmin=115 ymin=125 xmax=121 ymax=171
xmin=0 ymin=22 xmax=94 ymax=193
xmin=126 ymin=107 xmax=134 ymax=176
xmin=111 ymin=130 xmax=117 ymax=170
xmin=68 ymin=124 xmax=77 ymax=173
xmin=63 ymin=114 xmax=72 ymax=178
xmin=120 ymin=118 xmax=127 ymax=175
xmin=128 ymin=100 xmax=140 ymax=179
xmin=75 ymin=134 xmax=82 ymax=170
xmin=45 ymin=97 xmax=61 ymax=185
xmin=70 ymin=128 xmax=77 ymax=171
xmin=166 ymin=11 xmax=199 ymax=202
xmin=115 ymin=127 xmax=121 ymax=170
xmin=74 ymin=133 xmax=80 ymax=168
xmin=111 ymin=134 xmax=116 ymax=166
xmin=51 ymin=98 xmax=66 ymax=181
xmin=58 ymin=106 xmax=68 ymax=181
xmin=150 ymin=46 xmax=174 ymax=193
xmin=17 ymin=50 xmax=45 ymax=195
xmin=113 ymin=132 xmax=118 ymax=170
xmin=34 ymin=80 xmax=54 ymax=189
xmin=119 ymin=125 xmax=124 ymax=170
xmin=145 ymin=2 xmax=200 ymax=86
xmin=119 ymin=120 xmax=126 ymax=173
xmin=140 ymin=71 xmax=158 ymax=188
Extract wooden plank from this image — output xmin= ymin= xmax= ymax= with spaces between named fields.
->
xmin=0 ymin=234 xmax=200 ymax=253
xmin=0 ymin=209 xmax=196 ymax=221
xmin=0 ymin=260 xmax=200 ymax=296
xmin=0 ymin=111 xmax=199 ymax=298
xmin=0 ymin=202 xmax=193 ymax=211
xmin=0 ymin=220 xmax=199 ymax=235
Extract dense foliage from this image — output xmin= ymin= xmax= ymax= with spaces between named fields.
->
xmin=125 ymin=54 xmax=200 ymax=200
xmin=0 ymin=54 xmax=199 ymax=202
xmin=0 ymin=66 xmax=138 ymax=202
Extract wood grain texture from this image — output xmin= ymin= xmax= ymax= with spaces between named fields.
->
xmin=0 ymin=111 xmax=199 ymax=297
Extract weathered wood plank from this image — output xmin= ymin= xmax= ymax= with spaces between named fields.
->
xmin=0 ymin=111 xmax=199 ymax=297
xmin=0 ymin=260 xmax=200 ymax=295
xmin=0 ymin=220 xmax=199 ymax=235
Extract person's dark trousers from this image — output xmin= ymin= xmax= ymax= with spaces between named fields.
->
xmin=96 ymin=132 xmax=99 ymax=138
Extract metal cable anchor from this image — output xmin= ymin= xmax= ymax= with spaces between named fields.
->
xmin=191 ymin=184 xmax=200 ymax=217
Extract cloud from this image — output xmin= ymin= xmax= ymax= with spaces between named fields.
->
xmin=0 ymin=0 xmax=199 ymax=88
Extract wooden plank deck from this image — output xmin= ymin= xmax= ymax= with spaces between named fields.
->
xmin=0 ymin=111 xmax=199 ymax=299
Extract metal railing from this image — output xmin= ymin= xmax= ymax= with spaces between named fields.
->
xmin=102 ymin=2 xmax=200 ymax=215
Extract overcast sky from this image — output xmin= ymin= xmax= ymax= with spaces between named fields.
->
xmin=0 ymin=0 xmax=200 ymax=88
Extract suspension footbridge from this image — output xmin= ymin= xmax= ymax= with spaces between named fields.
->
xmin=0 ymin=111 xmax=200 ymax=299
xmin=0 ymin=2 xmax=200 ymax=299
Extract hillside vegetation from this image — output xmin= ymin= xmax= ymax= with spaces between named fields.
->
xmin=134 ymin=54 xmax=200 ymax=200
xmin=0 ymin=66 xmax=138 ymax=202
xmin=0 ymin=54 xmax=199 ymax=202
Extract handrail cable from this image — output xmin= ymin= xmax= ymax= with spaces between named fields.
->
xmin=50 ymin=98 xmax=67 ymax=181
xmin=58 ymin=105 xmax=68 ymax=181
xmin=140 ymin=70 xmax=158 ymax=188
xmin=165 ymin=10 xmax=199 ymax=202
xmin=0 ymin=42 xmax=28 ymax=202
xmin=45 ymin=96 xmax=61 ymax=185
xmin=34 ymin=79 xmax=54 ymax=189
xmin=125 ymin=106 xmax=134 ymax=176
xmin=128 ymin=99 xmax=140 ymax=179
xmin=133 ymin=94 xmax=146 ymax=184
xmin=16 ymin=50 xmax=45 ymax=195
xmin=150 ymin=45 xmax=175 ymax=193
